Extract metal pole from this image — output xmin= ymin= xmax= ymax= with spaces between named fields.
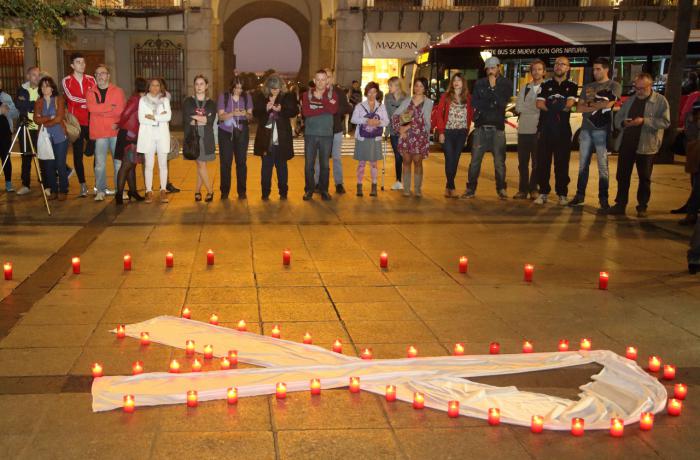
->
xmin=609 ymin=4 xmax=620 ymax=75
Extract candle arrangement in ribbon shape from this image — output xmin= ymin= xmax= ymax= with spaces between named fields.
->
xmin=132 ymin=361 xmax=144 ymax=375
xmin=674 ymin=383 xmax=687 ymax=400
xmin=220 ymin=356 xmax=232 ymax=370
xmin=271 ymin=325 xmax=281 ymax=339
xmin=227 ymin=387 xmax=238 ymax=405
xmin=571 ymin=418 xmax=585 ymax=436
xmin=116 ymin=324 xmax=126 ymax=339
xmin=522 ymin=340 xmax=534 ymax=353
xmin=639 ymin=412 xmax=654 ymax=431
xmin=91 ymin=362 xmax=103 ymax=378
xmin=169 ymin=359 xmax=180 ymax=373
xmin=413 ymin=392 xmax=425 ymax=410
xmin=663 ymin=364 xmax=676 ymax=380
xmin=191 ymin=358 xmax=202 ymax=372
xmin=448 ymin=401 xmax=459 ymax=418
xmin=648 ymin=355 xmax=662 ymax=372
xmin=310 ymin=378 xmax=321 ymax=395
xmin=580 ymin=338 xmax=592 ymax=351
xmin=303 ymin=332 xmax=312 ymax=345
xmin=558 ymin=339 xmax=569 ymax=352
xmin=385 ymin=385 xmax=396 ymax=402
xmin=186 ymin=390 xmax=198 ymax=407
xmin=489 ymin=342 xmax=500 ymax=354
xmin=332 ymin=339 xmax=343 ymax=353
xmin=237 ymin=320 xmax=247 ymax=331
xmin=488 ymin=408 xmax=501 ymax=426
xmin=4 ymin=262 xmax=13 ymax=280
xmin=185 ymin=340 xmax=195 ymax=357
xmin=531 ymin=415 xmax=544 ymax=433
xmin=453 ymin=343 xmax=465 ymax=356
xmin=181 ymin=307 xmax=192 ymax=319
xmin=276 ymin=382 xmax=287 ymax=399
xmin=361 ymin=348 xmax=373 ymax=360
xmin=123 ymin=395 xmax=135 ymax=413
xmin=209 ymin=313 xmax=219 ymax=326
xmin=625 ymin=346 xmax=638 ymax=360
xmin=349 ymin=377 xmax=361 ymax=393
xmin=140 ymin=332 xmax=150 ymax=346
xmin=407 ymin=345 xmax=418 ymax=358
xmin=228 ymin=350 xmax=238 ymax=366
xmin=667 ymin=398 xmax=682 ymax=416
xmin=203 ymin=344 xmax=214 ymax=359
xmin=610 ymin=418 xmax=624 ymax=437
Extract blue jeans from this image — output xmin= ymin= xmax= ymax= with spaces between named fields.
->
xmin=94 ymin=136 xmax=121 ymax=192
xmin=314 ymin=131 xmax=343 ymax=186
xmin=443 ymin=129 xmax=467 ymax=190
xmin=467 ymin=127 xmax=506 ymax=192
xmin=44 ymin=139 xmax=69 ymax=193
xmin=576 ymin=129 xmax=609 ymax=203
xmin=305 ymin=134 xmax=333 ymax=193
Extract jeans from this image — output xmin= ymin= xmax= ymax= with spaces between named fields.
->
xmin=689 ymin=217 xmax=700 ymax=265
xmin=94 ymin=136 xmax=121 ymax=192
xmin=389 ymin=134 xmax=401 ymax=181
xmin=576 ymin=129 xmax=609 ymax=203
xmin=687 ymin=171 xmax=700 ymax=215
xmin=467 ymin=126 xmax=506 ymax=192
xmin=219 ymin=127 xmax=249 ymax=196
xmin=261 ymin=144 xmax=289 ymax=197
xmin=614 ymin=146 xmax=655 ymax=210
xmin=71 ymin=125 xmax=93 ymax=184
xmin=537 ymin=127 xmax=571 ymax=196
xmin=517 ymin=133 xmax=538 ymax=194
xmin=304 ymin=134 xmax=333 ymax=193
xmin=315 ymin=131 xmax=344 ymax=186
xmin=443 ymin=129 xmax=467 ymax=190
xmin=44 ymin=139 xmax=69 ymax=193
xmin=20 ymin=128 xmax=40 ymax=188
xmin=0 ymin=128 xmax=11 ymax=182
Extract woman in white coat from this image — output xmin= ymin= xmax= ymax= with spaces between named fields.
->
xmin=138 ymin=78 xmax=172 ymax=203
xmin=351 ymin=82 xmax=388 ymax=197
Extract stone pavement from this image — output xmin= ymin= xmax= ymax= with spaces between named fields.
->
xmin=0 ymin=144 xmax=698 ymax=459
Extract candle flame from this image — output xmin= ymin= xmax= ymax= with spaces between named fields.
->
xmin=237 ymin=319 xmax=247 ymax=331
xmin=454 ymin=343 xmax=465 ymax=355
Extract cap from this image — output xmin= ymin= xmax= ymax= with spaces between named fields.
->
xmin=484 ymin=56 xmax=500 ymax=68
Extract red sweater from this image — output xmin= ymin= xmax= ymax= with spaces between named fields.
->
xmin=62 ymin=74 xmax=96 ymax=126
xmin=118 ymin=94 xmax=141 ymax=141
xmin=86 ymin=84 xmax=126 ymax=140
xmin=434 ymin=92 xmax=473 ymax=135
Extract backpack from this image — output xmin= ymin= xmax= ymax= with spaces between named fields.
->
xmin=358 ymin=102 xmax=383 ymax=138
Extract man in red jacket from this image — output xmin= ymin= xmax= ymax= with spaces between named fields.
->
xmin=62 ymin=53 xmax=95 ymax=197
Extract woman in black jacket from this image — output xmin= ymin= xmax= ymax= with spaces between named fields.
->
xmin=183 ymin=75 xmax=217 ymax=202
xmin=253 ymin=74 xmax=299 ymax=200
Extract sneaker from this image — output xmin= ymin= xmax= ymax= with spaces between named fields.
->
xmin=79 ymin=183 xmax=88 ymax=197
xmin=391 ymin=181 xmax=403 ymax=191
xmin=512 ymin=191 xmax=528 ymax=200
xmin=303 ymin=192 xmax=313 ymax=201
xmin=497 ymin=189 xmax=508 ymax=200
xmin=122 ymin=191 xmax=129 ymax=200
xmin=460 ymin=190 xmax=475 ymax=199
xmin=5 ymin=182 xmax=14 ymax=192
xmin=105 ymin=189 xmax=115 ymax=196
xmin=321 ymin=192 xmax=332 ymax=201
xmin=534 ymin=194 xmax=547 ymax=205
xmin=44 ymin=188 xmax=52 ymax=197
xmin=557 ymin=195 xmax=569 ymax=206
xmin=94 ymin=192 xmax=105 ymax=201
xmin=16 ymin=186 xmax=30 ymax=195
xmin=606 ymin=204 xmax=626 ymax=215
xmin=568 ymin=196 xmax=585 ymax=207
xmin=336 ymin=184 xmax=346 ymax=194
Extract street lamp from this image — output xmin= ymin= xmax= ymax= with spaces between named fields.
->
xmin=610 ymin=0 xmax=622 ymax=78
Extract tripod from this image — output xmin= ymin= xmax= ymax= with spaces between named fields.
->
xmin=1 ymin=119 xmax=51 ymax=215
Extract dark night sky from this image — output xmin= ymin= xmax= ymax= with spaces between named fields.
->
xmin=234 ymin=18 xmax=302 ymax=74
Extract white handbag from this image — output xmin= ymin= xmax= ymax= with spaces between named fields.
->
xmin=37 ymin=126 xmax=55 ymax=160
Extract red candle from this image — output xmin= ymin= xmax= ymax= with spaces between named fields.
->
xmin=663 ymin=364 xmax=676 ymax=380
xmin=487 ymin=408 xmax=500 ymax=426
xmin=140 ymin=332 xmax=150 ymax=346
xmin=522 ymin=340 xmax=534 ymax=353
xmin=237 ymin=319 xmax=247 ymax=331
xmin=91 ymin=362 xmax=103 ymax=378
xmin=448 ymin=400 xmax=460 ymax=418
xmin=639 ymin=412 xmax=654 ymax=431
xmin=379 ymin=251 xmax=388 ymax=269
xmin=227 ymin=387 xmax=238 ymax=405
xmin=132 ymin=361 xmax=144 ymax=375
xmin=310 ymin=378 xmax=321 ymax=395
xmin=276 ymin=382 xmax=287 ymax=399
xmin=610 ymin=418 xmax=624 ymax=437
xmin=191 ymin=358 xmax=202 ymax=372
xmin=185 ymin=340 xmax=195 ymax=357
xmin=531 ymin=415 xmax=544 ymax=433
xmin=123 ymin=395 xmax=135 ymax=413
xmin=385 ymin=385 xmax=396 ymax=402
xmin=186 ymin=390 xmax=198 ymax=408
xmin=123 ymin=253 xmax=132 ymax=271
xmin=228 ymin=350 xmax=238 ymax=366
xmin=407 ymin=345 xmax=418 ymax=358
xmin=413 ymin=392 xmax=425 ymax=410
xmin=72 ymin=257 xmax=81 ymax=274
xmin=203 ymin=344 xmax=213 ymax=359
xmin=181 ymin=307 xmax=191 ymax=319
xmin=453 ymin=343 xmax=465 ymax=356
xmin=332 ymin=339 xmax=343 ymax=353
xmin=580 ymin=338 xmax=592 ymax=351
xmin=459 ymin=256 xmax=468 ymax=274
xmin=571 ymin=417 xmax=585 ymax=436
xmin=349 ymin=377 xmax=361 ymax=393
xmin=648 ymin=355 xmax=662 ymax=372
xmin=599 ymin=271 xmax=609 ymax=290
xmin=667 ymin=398 xmax=682 ymax=416
xmin=674 ymin=383 xmax=688 ymax=400
xmin=625 ymin=346 xmax=638 ymax=360
xmin=558 ymin=339 xmax=569 ymax=352
xmin=282 ymin=249 xmax=291 ymax=266
xmin=489 ymin=342 xmax=500 ymax=354
xmin=220 ymin=356 xmax=232 ymax=370
xmin=116 ymin=324 xmax=126 ymax=339
xmin=523 ymin=264 xmax=534 ymax=282
xmin=209 ymin=313 xmax=219 ymax=326
xmin=361 ymin=348 xmax=373 ymax=360
xmin=4 ymin=262 xmax=13 ymax=280
xmin=303 ymin=332 xmax=313 ymax=344
xmin=169 ymin=359 xmax=181 ymax=373
xmin=165 ymin=252 xmax=174 ymax=268
xmin=271 ymin=324 xmax=281 ymax=339
xmin=206 ymin=249 xmax=215 ymax=266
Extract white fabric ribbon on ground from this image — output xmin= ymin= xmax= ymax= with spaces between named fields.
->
xmin=92 ymin=316 xmax=667 ymax=430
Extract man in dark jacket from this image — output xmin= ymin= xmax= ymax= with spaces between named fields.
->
xmin=463 ymin=56 xmax=512 ymax=199
xmin=15 ymin=66 xmax=42 ymax=195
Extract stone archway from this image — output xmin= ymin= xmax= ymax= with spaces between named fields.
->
xmin=221 ymin=1 xmax=311 ymax=85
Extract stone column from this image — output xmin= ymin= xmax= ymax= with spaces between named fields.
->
xmin=185 ymin=0 xmax=214 ymax=97
xmin=334 ymin=9 xmax=363 ymax=88
xmin=23 ymin=27 xmax=38 ymax=69
xmin=103 ymin=30 xmax=116 ymax=75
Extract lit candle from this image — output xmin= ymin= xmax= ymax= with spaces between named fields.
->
xmin=191 ymin=358 xmax=202 ymax=372
xmin=4 ymin=262 xmax=13 ymax=280
xmin=674 ymin=383 xmax=688 ymax=400
xmin=237 ymin=319 xmax=247 ymax=331
xmin=489 ymin=342 xmax=500 ymax=354
xmin=523 ymin=264 xmax=534 ymax=282
xmin=385 ymin=385 xmax=397 ymax=402
xmin=332 ymin=339 xmax=343 ymax=353
xmin=531 ymin=415 xmax=544 ymax=433
xmin=379 ymin=251 xmax=388 ymax=269
xmin=361 ymin=348 xmax=373 ymax=360
xmin=648 ymin=355 xmax=662 ymax=372
xmin=123 ymin=395 xmax=135 ymax=413
xmin=220 ymin=356 xmax=232 ymax=370
xmin=558 ymin=339 xmax=569 ymax=352
xmin=227 ymin=387 xmax=238 ymax=405
xmin=303 ymin=332 xmax=313 ymax=345
xmin=487 ymin=408 xmax=500 ymax=426
xmin=282 ymin=249 xmax=291 ymax=266
xmin=580 ymin=338 xmax=592 ymax=351
xmin=169 ymin=359 xmax=180 ymax=373
xmin=310 ymin=378 xmax=321 ymax=395
xmin=667 ymin=398 xmax=682 ymax=416
xmin=610 ymin=417 xmax=624 ymax=437
xmin=276 ymin=382 xmax=287 ymax=399
xmin=209 ymin=313 xmax=219 ymax=326
xmin=459 ymin=256 xmax=468 ymax=274
xmin=228 ymin=350 xmax=238 ymax=366
xmin=413 ymin=392 xmax=425 ymax=410
xmin=407 ymin=345 xmax=418 ymax=358
xmin=271 ymin=324 xmax=281 ymax=339
xmin=185 ymin=340 xmax=195 ymax=357
xmin=203 ymin=344 xmax=213 ymax=359
xmin=116 ymin=324 xmax=126 ymax=339
xmin=448 ymin=400 xmax=460 ymax=418
xmin=186 ymin=390 xmax=198 ymax=408
xmin=349 ymin=376 xmax=361 ymax=393
xmin=132 ymin=361 xmax=144 ymax=375
xmin=91 ymin=362 xmax=103 ymax=378
xmin=123 ymin=253 xmax=132 ymax=271
xmin=639 ymin=412 xmax=654 ymax=431
xmin=181 ymin=307 xmax=191 ymax=319
xmin=625 ymin=346 xmax=638 ymax=360
xmin=72 ymin=257 xmax=81 ymax=274
xmin=599 ymin=271 xmax=609 ymax=290
xmin=522 ymin=340 xmax=534 ymax=353
xmin=453 ymin=343 xmax=465 ymax=356
xmin=140 ymin=332 xmax=150 ymax=346
xmin=663 ymin=364 xmax=676 ymax=380
xmin=206 ymin=249 xmax=215 ymax=265
xmin=165 ymin=252 xmax=174 ymax=268
xmin=571 ymin=418 xmax=585 ymax=436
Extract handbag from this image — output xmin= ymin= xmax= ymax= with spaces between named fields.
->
xmin=183 ymin=118 xmax=200 ymax=160
xmin=64 ymin=112 xmax=81 ymax=143
xmin=37 ymin=126 xmax=55 ymax=160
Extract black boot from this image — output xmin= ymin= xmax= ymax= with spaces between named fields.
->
xmin=166 ymin=182 xmax=180 ymax=193
xmin=356 ymin=184 xmax=363 ymax=197
xmin=370 ymin=183 xmax=378 ymax=197
xmin=115 ymin=192 xmax=124 ymax=205
xmin=128 ymin=191 xmax=145 ymax=202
